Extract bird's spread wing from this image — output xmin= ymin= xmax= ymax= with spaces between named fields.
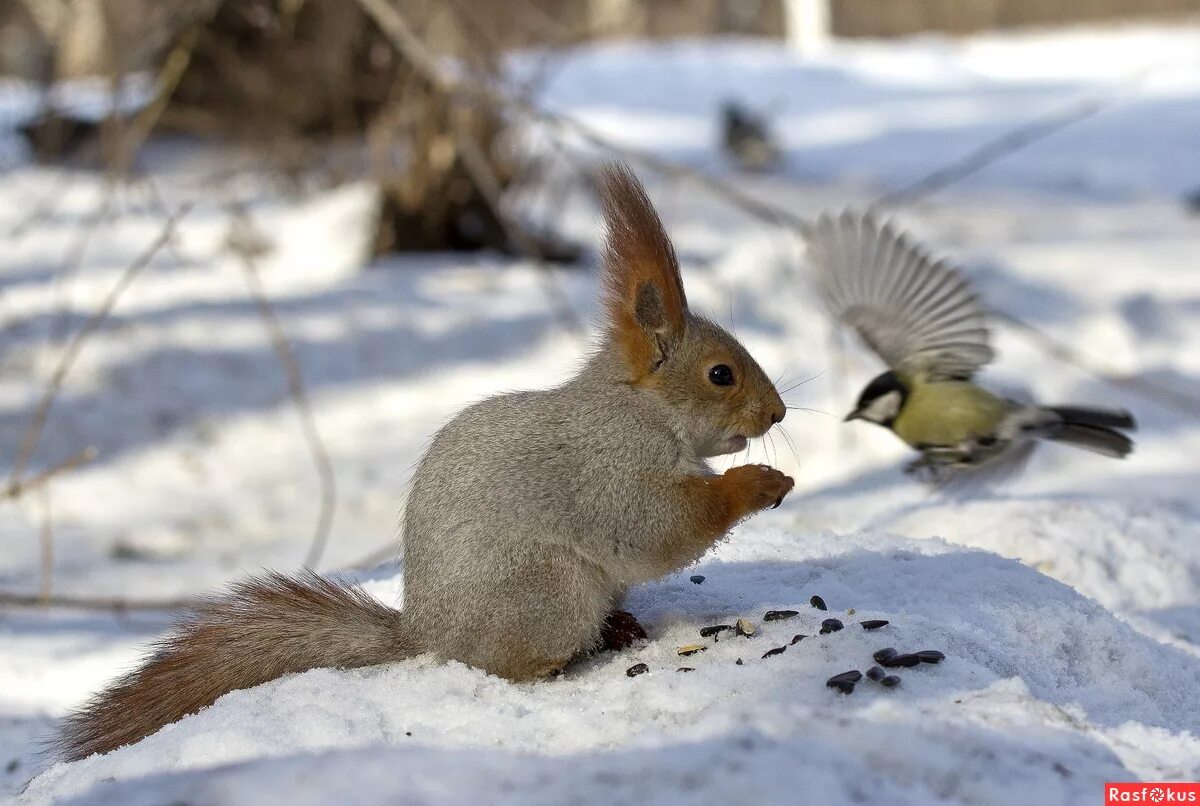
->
xmin=804 ymin=211 xmax=994 ymax=381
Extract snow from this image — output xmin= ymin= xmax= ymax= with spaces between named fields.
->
xmin=21 ymin=531 xmax=1200 ymax=805
xmin=3 ymin=21 xmax=1200 ymax=806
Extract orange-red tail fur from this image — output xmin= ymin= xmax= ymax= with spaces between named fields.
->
xmin=58 ymin=571 xmax=417 ymax=760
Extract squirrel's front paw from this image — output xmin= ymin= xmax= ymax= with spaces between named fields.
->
xmin=725 ymin=464 xmax=794 ymax=511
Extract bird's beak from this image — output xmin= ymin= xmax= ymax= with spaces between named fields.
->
xmin=843 ymin=409 xmax=863 ymax=422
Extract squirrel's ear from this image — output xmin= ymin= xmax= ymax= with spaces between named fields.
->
xmin=599 ymin=163 xmax=688 ymax=380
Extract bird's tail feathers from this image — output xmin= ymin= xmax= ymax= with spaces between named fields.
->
xmin=1042 ymin=406 xmax=1136 ymax=458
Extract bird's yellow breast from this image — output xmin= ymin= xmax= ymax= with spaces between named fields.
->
xmin=892 ymin=381 xmax=1010 ymax=447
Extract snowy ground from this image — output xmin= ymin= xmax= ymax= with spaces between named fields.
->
xmin=3 ymin=22 xmax=1200 ymax=805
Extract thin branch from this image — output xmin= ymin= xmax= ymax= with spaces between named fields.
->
xmin=37 ymin=486 xmax=53 ymax=602
xmin=111 ymin=22 xmax=206 ymax=177
xmin=7 ymin=205 xmax=192 ymax=489
xmin=449 ymin=108 xmax=583 ymax=335
xmin=872 ymin=94 xmax=1116 ymax=208
xmin=989 ymin=309 xmax=1200 ymax=417
xmin=0 ymin=592 xmax=193 ymax=611
xmin=1 ymin=446 xmax=97 ymax=500
xmin=224 ymin=208 xmax=338 ymax=569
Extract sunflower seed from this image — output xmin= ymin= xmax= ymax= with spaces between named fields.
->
xmin=763 ymin=610 xmax=799 ymax=622
xmin=736 ymin=618 xmax=756 ymax=637
xmin=735 ymin=658 xmax=743 ymax=665
xmin=690 ymin=575 xmax=705 ymax=585
xmin=789 ymin=634 xmax=807 ymax=645
xmin=826 ymin=670 xmax=862 ymax=694
xmin=677 ymin=666 xmax=695 ymax=673
xmin=860 ymin=620 xmax=889 ymax=630
xmin=700 ymin=624 xmax=734 ymax=639
xmin=626 ymin=663 xmax=649 ymax=678
xmin=916 ymin=650 xmax=945 ymax=664
xmin=677 ymin=644 xmax=707 ymax=657
xmin=880 ymin=675 xmax=901 ymax=687
xmin=881 ymin=653 xmax=921 ymax=668
xmin=865 ymin=666 xmax=885 ymax=681
xmin=873 ymin=647 xmax=898 ymax=664
xmin=761 ymin=645 xmax=787 ymax=659
xmin=810 ymin=595 xmax=827 ymax=611
xmin=819 ymin=618 xmax=844 ymax=634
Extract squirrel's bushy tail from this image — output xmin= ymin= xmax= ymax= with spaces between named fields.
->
xmin=58 ymin=571 xmax=418 ymax=761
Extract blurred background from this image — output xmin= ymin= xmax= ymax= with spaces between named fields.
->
xmin=1 ymin=0 xmax=1199 ymax=792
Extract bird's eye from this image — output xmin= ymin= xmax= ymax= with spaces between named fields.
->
xmin=708 ymin=364 xmax=735 ymax=386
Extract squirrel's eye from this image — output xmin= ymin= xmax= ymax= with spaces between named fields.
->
xmin=708 ymin=364 xmax=735 ymax=386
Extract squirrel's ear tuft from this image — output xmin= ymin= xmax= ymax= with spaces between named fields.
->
xmin=599 ymin=162 xmax=688 ymax=380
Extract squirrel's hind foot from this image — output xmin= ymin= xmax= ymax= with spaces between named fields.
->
xmin=600 ymin=609 xmax=649 ymax=652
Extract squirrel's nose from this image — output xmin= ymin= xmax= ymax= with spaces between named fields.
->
xmin=770 ymin=405 xmax=785 ymax=425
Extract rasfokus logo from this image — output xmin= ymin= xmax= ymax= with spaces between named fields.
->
xmin=1107 ymin=783 xmax=1200 ymax=804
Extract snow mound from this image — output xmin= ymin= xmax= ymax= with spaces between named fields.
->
xmin=23 ymin=529 xmax=1200 ymax=805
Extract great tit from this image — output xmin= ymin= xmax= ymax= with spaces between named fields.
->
xmin=804 ymin=211 xmax=1136 ymax=481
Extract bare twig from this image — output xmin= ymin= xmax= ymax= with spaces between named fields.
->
xmin=449 ymin=108 xmax=583 ymax=335
xmin=872 ymin=95 xmax=1117 ymax=208
xmin=111 ymin=22 xmax=206 ymax=177
xmin=37 ymin=486 xmax=53 ymax=602
xmin=224 ymin=208 xmax=337 ymax=569
xmin=1 ymin=446 xmax=97 ymax=500
xmin=0 ymin=591 xmax=193 ymax=611
xmin=7 ymin=205 xmax=191 ymax=490
xmin=989 ymin=309 xmax=1200 ymax=416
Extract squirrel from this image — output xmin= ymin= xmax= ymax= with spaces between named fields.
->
xmin=58 ymin=163 xmax=793 ymax=761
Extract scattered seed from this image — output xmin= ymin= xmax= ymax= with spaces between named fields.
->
xmin=847 ymin=608 xmax=856 ymax=615
xmin=626 ymin=663 xmax=649 ymax=678
xmin=880 ymin=675 xmax=901 ymax=688
xmin=881 ymin=653 xmax=921 ymax=668
xmin=789 ymin=633 xmax=807 ymax=645
xmin=826 ymin=670 xmax=862 ymax=694
xmin=865 ymin=666 xmax=885 ymax=681
xmin=860 ymin=620 xmax=889 ymax=631
xmin=735 ymin=658 xmax=743 ymax=665
xmin=677 ymin=644 xmax=707 ymax=657
xmin=763 ymin=609 xmax=799 ymax=622
xmin=916 ymin=650 xmax=945 ymax=664
xmin=810 ymin=595 xmax=827 ymax=611
xmin=690 ymin=575 xmax=705 ymax=585
xmin=761 ymin=645 xmax=787 ymax=659
xmin=873 ymin=647 xmax=898 ymax=664
xmin=677 ymin=666 xmax=695 ymax=673
xmin=700 ymin=624 xmax=734 ymax=639
xmin=819 ymin=618 xmax=844 ymax=634
xmin=735 ymin=618 xmax=756 ymax=637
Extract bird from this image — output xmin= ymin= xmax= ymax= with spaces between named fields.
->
xmin=719 ymin=100 xmax=780 ymax=172
xmin=803 ymin=210 xmax=1136 ymax=482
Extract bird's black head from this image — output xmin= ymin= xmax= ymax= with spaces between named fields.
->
xmin=845 ymin=370 xmax=909 ymax=428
